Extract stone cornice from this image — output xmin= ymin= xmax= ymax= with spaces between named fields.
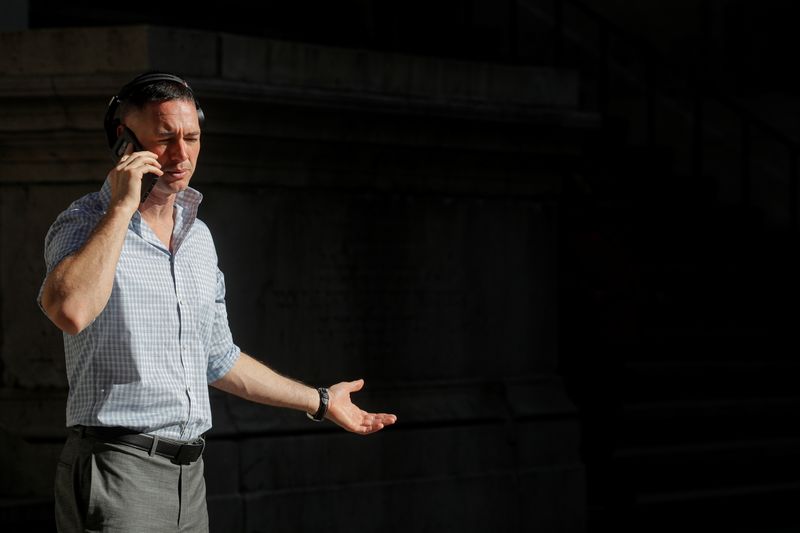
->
xmin=0 ymin=25 xmax=589 ymax=122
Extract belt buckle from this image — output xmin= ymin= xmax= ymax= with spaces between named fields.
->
xmin=173 ymin=436 xmax=205 ymax=465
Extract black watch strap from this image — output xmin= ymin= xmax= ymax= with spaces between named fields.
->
xmin=307 ymin=387 xmax=329 ymax=422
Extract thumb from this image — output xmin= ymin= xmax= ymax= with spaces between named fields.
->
xmin=349 ymin=378 xmax=365 ymax=393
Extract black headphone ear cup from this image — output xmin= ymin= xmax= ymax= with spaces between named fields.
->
xmin=197 ymin=106 xmax=205 ymax=127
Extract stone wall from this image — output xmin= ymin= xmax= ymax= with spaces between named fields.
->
xmin=0 ymin=26 xmax=594 ymax=531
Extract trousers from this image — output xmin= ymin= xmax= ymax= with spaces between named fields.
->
xmin=54 ymin=427 xmax=209 ymax=533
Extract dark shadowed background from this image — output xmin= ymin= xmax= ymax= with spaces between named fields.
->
xmin=2 ymin=1 xmax=799 ymax=532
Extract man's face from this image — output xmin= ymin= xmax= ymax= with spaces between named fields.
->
xmin=122 ymin=99 xmax=201 ymax=199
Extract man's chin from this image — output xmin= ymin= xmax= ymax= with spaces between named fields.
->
xmin=157 ymin=176 xmax=191 ymax=193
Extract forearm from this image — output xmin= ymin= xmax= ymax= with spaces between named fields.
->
xmin=210 ymin=352 xmax=319 ymax=414
xmin=41 ymin=205 xmax=133 ymax=334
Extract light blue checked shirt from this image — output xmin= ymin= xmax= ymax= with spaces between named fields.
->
xmin=38 ymin=177 xmax=240 ymax=441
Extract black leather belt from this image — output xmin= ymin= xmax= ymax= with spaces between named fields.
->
xmin=76 ymin=426 xmax=205 ymax=465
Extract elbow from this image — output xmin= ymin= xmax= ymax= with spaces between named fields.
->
xmin=56 ymin=313 xmax=88 ymax=336
xmin=42 ymin=293 xmax=93 ymax=336
xmin=47 ymin=305 xmax=90 ymax=336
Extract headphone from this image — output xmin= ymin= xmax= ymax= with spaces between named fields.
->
xmin=103 ymin=72 xmax=205 ymax=149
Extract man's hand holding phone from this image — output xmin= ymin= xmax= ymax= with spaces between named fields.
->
xmin=109 ymin=129 xmax=163 ymax=215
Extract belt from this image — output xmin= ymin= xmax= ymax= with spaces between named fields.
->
xmin=76 ymin=426 xmax=205 ymax=465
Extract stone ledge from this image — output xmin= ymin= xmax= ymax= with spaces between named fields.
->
xmin=0 ymin=73 xmax=596 ymax=129
xmin=0 ymin=25 xmax=581 ymax=111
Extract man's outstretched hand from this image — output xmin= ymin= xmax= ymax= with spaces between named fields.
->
xmin=326 ymin=379 xmax=397 ymax=435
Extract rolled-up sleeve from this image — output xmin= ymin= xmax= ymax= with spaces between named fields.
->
xmin=36 ymin=206 xmax=100 ymax=313
xmin=206 ymin=267 xmax=241 ymax=383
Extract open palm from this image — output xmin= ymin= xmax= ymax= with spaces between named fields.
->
xmin=326 ymin=379 xmax=397 ymax=434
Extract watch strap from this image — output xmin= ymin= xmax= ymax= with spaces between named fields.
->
xmin=307 ymin=387 xmax=329 ymax=422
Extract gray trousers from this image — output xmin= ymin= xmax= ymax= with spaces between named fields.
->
xmin=55 ymin=428 xmax=209 ymax=533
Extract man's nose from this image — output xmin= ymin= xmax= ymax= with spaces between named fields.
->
xmin=169 ymin=138 xmax=189 ymax=161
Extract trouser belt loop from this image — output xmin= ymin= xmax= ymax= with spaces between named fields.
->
xmin=149 ymin=435 xmax=159 ymax=457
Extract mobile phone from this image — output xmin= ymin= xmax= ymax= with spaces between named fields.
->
xmin=110 ymin=126 xmax=158 ymax=204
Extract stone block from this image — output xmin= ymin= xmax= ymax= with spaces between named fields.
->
xmin=207 ymin=493 xmax=243 ymax=533
xmin=0 ymin=497 xmax=55 ymax=533
xmin=239 ymin=468 xmax=584 ymax=532
xmin=0 ymin=428 xmax=62 ymax=497
xmin=236 ymin=425 xmax=509 ymax=493
xmin=0 ymin=389 xmax=67 ymax=438
xmin=220 ymin=34 xmax=268 ymax=84
xmin=147 ymin=27 xmax=218 ymax=78
xmin=203 ymin=439 xmax=240 ymax=496
xmin=0 ymin=185 xmax=93 ymax=388
xmin=519 ymin=466 xmax=587 ymax=532
xmin=0 ymin=95 xmax=110 ymax=133
xmin=0 ymin=26 xmax=150 ymax=75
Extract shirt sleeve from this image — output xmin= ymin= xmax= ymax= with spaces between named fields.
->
xmin=206 ymin=267 xmax=241 ymax=383
xmin=36 ymin=205 xmax=102 ymax=313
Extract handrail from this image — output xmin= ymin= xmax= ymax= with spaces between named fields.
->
xmin=521 ymin=0 xmax=800 ymax=227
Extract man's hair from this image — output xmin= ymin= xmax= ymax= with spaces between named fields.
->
xmin=116 ymin=73 xmax=197 ymax=120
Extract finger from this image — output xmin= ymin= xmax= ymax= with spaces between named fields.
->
xmin=127 ymin=164 xmax=164 ymax=177
xmin=143 ymin=165 xmax=165 ymax=176
xmin=348 ymin=379 xmax=365 ymax=393
xmin=376 ymin=414 xmax=397 ymax=424
xmin=118 ymin=150 xmax=160 ymax=163
xmin=124 ymin=152 xmax=162 ymax=167
xmin=358 ymin=424 xmax=380 ymax=435
xmin=131 ymin=150 xmax=160 ymax=160
xmin=117 ymin=155 xmax=162 ymax=172
xmin=362 ymin=411 xmax=396 ymax=422
xmin=357 ymin=414 xmax=390 ymax=432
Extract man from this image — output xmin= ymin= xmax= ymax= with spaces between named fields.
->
xmin=37 ymin=71 xmax=397 ymax=532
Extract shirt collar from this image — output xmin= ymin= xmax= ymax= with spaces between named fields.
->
xmin=99 ymin=175 xmax=204 ymax=253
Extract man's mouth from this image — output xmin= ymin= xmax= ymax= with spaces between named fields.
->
xmin=163 ymin=169 xmax=190 ymax=179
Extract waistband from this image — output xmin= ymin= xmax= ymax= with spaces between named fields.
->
xmin=73 ymin=426 xmax=205 ymax=465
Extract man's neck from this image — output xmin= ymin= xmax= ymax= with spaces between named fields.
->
xmin=138 ymin=192 xmax=178 ymax=251
xmin=139 ymin=192 xmax=177 ymax=226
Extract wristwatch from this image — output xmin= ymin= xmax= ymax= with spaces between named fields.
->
xmin=307 ymin=387 xmax=329 ymax=422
